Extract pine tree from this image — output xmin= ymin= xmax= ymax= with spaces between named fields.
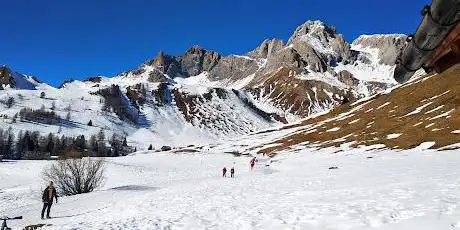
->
xmin=0 ymin=128 xmax=5 ymax=157
xmin=46 ymin=133 xmax=55 ymax=155
xmin=110 ymin=134 xmax=121 ymax=157
xmin=97 ymin=129 xmax=106 ymax=156
xmin=87 ymin=120 xmax=93 ymax=126
xmin=5 ymin=130 xmax=14 ymax=159
xmin=74 ymin=135 xmax=86 ymax=151
xmin=89 ymin=134 xmax=98 ymax=155
xmin=148 ymin=144 xmax=153 ymax=150
xmin=15 ymin=131 xmax=24 ymax=159
xmin=122 ymin=136 xmax=128 ymax=147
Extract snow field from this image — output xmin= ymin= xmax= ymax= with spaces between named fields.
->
xmin=2 ymin=148 xmax=460 ymax=229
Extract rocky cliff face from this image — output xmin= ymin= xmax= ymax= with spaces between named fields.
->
xmin=0 ymin=20 xmax=411 ymax=147
xmin=112 ymin=20 xmax=406 ymax=120
xmin=352 ymin=34 xmax=407 ymax=65
xmin=0 ymin=66 xmax=14 ymax=89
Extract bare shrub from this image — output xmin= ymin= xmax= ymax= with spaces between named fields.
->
xmin=42 ymin=157 xmax=106 ymax=196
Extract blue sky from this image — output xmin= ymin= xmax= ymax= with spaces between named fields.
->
xmin=1 ymin=0 xmax=428 ymax=86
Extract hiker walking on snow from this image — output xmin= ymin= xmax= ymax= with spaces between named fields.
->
xmin=41 ymin=181 xmax=58 ymax=219
xmin=230 ymin=167 xmax=235 ymax=178
xmin=250 ymin=157 xmax=256 ymax=170
xmin=223 ymin=167 xmax=227 ymax=177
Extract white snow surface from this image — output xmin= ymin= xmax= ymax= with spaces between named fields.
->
xmin=386 ymin=133 xmax=402 ymax=139
xmin=1 ymin=72 xmax=42 ymax=90
xmin=2 ymin=148 xmax=460 ymax=229
xmin=0 ymin=75 xmax=276 ymax=150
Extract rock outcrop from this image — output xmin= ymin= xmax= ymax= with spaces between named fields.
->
xmin=110 ymin=20 xmax=407 ymax=118
xmin=352 ymin=34 xmax=407 ymax=65
xmin=0 ymin=66 xmax=14 ymax=89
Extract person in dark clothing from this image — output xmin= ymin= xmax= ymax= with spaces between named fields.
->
xmin=222 ymin=167 xmax=227 ymax=177
xmin=250 ymin=157 xmax=256 ymax=170
xmin=230 ymin=167 xmax=235 ymax=178
xmin=41 ymin=181 xmax=58 ymax=219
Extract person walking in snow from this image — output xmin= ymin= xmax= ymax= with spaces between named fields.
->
xmin=41 ymin=181 xmax=58 ymax=219
xmin=230 ymin=167 xmax=235 ymax=178
xmin=223 ymin=167 xmax=227 ymax=177
xmin=250 ymin=157 xmax=256 ymax=170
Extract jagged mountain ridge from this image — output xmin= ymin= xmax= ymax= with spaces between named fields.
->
xmin=121 ymin=20 xmax=406 ymax=117
xmin=0 ymin=20 xmax=407 ymax=148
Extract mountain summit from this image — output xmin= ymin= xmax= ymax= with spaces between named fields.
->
xmin=0 ymin=20 xmax=409 ymax=148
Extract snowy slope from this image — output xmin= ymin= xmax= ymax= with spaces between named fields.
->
xmin=2 ymin=148 xmax=460 ymax=229
xmin=0 ymin=21 xmax=408 ymax=148
xmin=0 ymin=66 xmax=43 ymax=90
xmin=0 ymin=74 xmax=278 ymax=149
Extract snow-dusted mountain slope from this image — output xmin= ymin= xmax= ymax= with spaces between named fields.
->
xmin=0 ymin=75 xmax=279 ymax=149
xmin=211 ymin=62 xmax=460 ymax=156
xmin=0 ymin=20 xmax=408 ymax=147
xmin=0 ymin=66 xmax=43 ymax=90
xmin=3 ymin=148 xmax=460 ymax=229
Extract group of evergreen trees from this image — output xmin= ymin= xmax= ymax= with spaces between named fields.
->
xmin=18 ymin=106 xmax=61 ymax=124
xmin=0 ymin=127 xmax=134 ymax=160
xmin=93 ymin=84 xmax=139 ymax=123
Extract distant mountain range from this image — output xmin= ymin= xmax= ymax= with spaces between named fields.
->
xmin=0 ymin=20 xmax=408 ymax=149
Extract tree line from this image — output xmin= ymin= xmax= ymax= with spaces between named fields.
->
xmin=0 ymin=127 xmax=135 ymax=160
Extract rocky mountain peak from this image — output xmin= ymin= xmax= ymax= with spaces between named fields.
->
xmin=287 ymin=20 xmax=338 ymax=45
xmin=179 ymin=45 xmax=221 ymax=76
xmin=149 ymin=51 xmax=175 ymax=68
xmin=351 ymin=34 xmax=407 ymax=65
xmin=249 ymin=39 xmax=285 ymax=59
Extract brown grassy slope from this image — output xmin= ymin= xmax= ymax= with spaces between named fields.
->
xmin=257 ymin=64 xmax=460 ymax=155
xmin=246 ymin=67 xmax=357 ymax=116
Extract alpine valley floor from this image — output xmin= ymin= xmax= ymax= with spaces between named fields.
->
xmin=2 ymin=147 xmax=460 ymax=230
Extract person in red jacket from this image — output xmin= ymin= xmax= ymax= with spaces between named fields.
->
xmin=230 ymin=167 xmax=235 ymax=178
xmin=222 ymin=167 xmax=227 ymax=177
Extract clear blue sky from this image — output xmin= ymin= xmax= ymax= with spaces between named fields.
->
xmin=1 ymin=0 xmax=428 ymax=86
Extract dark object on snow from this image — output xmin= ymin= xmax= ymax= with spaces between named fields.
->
xmin=41 ymin=183 xmax=58 ymax=219
xmin=341 ymin=96 xmax=350 ymax=105
xmin=225 ymin=151 xmax=241 ymax=157
xmin=394 ymin=0 xmax=460 ymax=83
xmin=87 ymin=120 xmax=93 ymax=126
xmin=23 ymin=224 xmax=52 ymax=230
xmin=328 ymin=166 xmax=339 ymax=170
xmin=161 ymin=146 xmax=172 ymax=151
xmin=148 ymin=144 xmax=153 ymax=150
xmin=367 ymin=156 xmax=374 ymax=159
xmin=1 ymin=216 xmax=22 ymax=230
xmin=222 ymin=167 xmax=227 ymax=177
xmin=230 ymin=167 xmax=235 ymax=178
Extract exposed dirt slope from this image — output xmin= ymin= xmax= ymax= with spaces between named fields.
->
xmin=257 ymin=64 xmax=460 ymax=155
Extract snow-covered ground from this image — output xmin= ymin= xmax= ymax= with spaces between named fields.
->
xmin=2 ymin=148 xmax=460 ymax=229
xmin=0 ymin=73 xmax=276 ymax=150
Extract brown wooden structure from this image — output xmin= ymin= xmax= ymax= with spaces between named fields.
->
xmin=428 ymin=23 xmax=460 ymax=73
